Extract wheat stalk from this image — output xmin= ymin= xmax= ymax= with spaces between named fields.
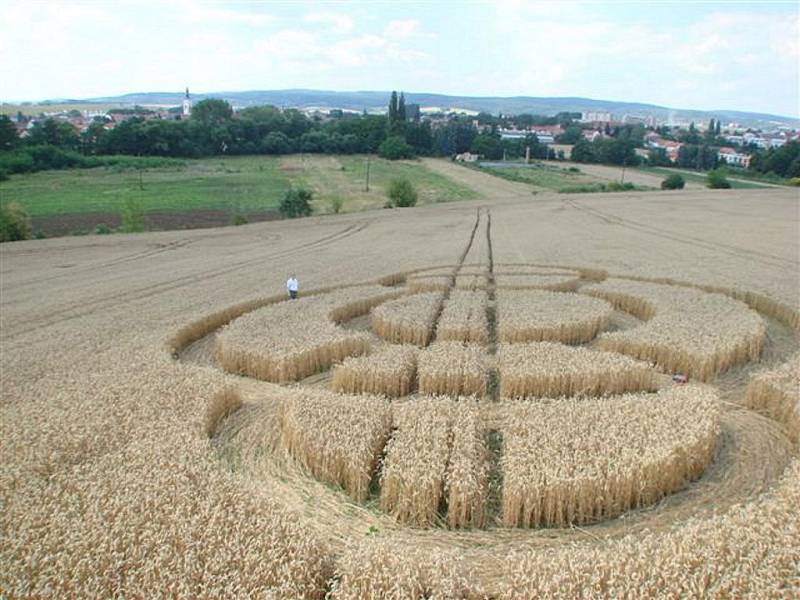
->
xmin=418 ymin=342 xmax=489 ymax=397
xmin=746 ymin=353 xmax=800 ymax=443
xmin=497 ymin=289 xmax=613 ymax=344
xmin=436 ymin=289 xmax=490 ymax=344
xmin=502 ymin=384 xmax=720 ymax=528
xmin=585 ymin=279 xmax=766 ymax=380
xmin=371 ymin=291 xmax=444 ymax=346
xmin=216 ymin=286 xmax=401 ymax=383
xmin=380 ymin=397 xmax=455 ymax=526
xmin=331 ymin=345 xmax=418 ymax=397
xmin=446 ymin=399 xmax=490 ymax=529
xmin=494 ymin=274 xmax=581 ymax=291
xmin=281 ymin=389 xmax=392 ymax=502
xmin=498 ymin=342 xmax=657 ymax=398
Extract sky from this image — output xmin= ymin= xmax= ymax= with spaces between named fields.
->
xmin=2 ymin=1 xmax=798 ymax=117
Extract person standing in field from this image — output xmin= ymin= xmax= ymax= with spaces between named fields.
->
xmin=286 ymin=273 xmax=299 ymax=299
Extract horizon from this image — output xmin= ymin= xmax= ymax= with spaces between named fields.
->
xmin=1 ymin=1 xmax=798 ymax=117
xmin=30 ymin=88 xmax=799 ymax=121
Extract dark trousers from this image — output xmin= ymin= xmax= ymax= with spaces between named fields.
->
xmin=289 ymin=290 xmax=298 ymax=299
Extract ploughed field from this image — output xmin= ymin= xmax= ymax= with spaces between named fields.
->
xmin=1 ymin=162 xmax=798 ymax=598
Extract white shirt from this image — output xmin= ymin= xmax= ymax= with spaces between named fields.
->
xmin=286 ymin=277 xmax=299 ymax=292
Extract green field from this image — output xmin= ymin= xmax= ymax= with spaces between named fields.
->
xmin=0 ymin=157 xmax=290 ymax=218
xmin=0 ymin=155 xmax=477 ymax=232
xmin=475 ymin=161 xmax=637 ymax=192
xmin=282 ymin=154 xmax=477 ymax=212
xmin=635 ymin=166 xmax=771 ymax=189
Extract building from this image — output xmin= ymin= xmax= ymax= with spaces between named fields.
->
xmin=499 ymin=128 xmax=528 ymax=140
xmin=454 ymin=152 xmax=479 ymax=162
xmin=718 ymin=147 xmax=751 ymax=168
xmin=182 ymin=88 xmax=192 ymax=117
xmin=645 ymin=135 xmax=683 ymax=162
xmin=582 ymin=129 xmax=605 ymax=142
xmin=764 ymin=136 xmax=786 ymax=148
xmin=581 ymin=111 xmax=612 ymax=123
xmin=622 ymin=114 xmax=657 ymax=127
xmin=725 ymin=135 xmax=745 ymax=146
xmin=405 ymin=103 xmax=421 ymax=121
xmin=531 ymin=125 xmax=564 ymax=137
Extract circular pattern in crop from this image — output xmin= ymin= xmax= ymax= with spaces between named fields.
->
xmin=179 ymin=263 xmax=789 ymax=536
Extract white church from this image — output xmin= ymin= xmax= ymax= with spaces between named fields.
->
xmin=182 ymin=88 xmax=192 ymax=117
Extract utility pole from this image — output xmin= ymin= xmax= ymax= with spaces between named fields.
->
xmin=138 ymin=168 xmax=144 ymax=191
xmin=620 ymin=157 xmax=627 ymax=184
xmin=365 ymin=156 xmax=371 ymax=192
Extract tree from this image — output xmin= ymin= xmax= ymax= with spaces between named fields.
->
xmin=298 ymin=131 xmax=329 ymax=153
xmin=555 ymin=112 xmax=581 ymax=126
xmin=191 ymin=99 xmax=233 ymax=126
xmin=593 ymin=139 xmax=639 ymax=166
xmin=707 ymin=169 xmax=731 ymax=189
xmin=432 ymin=119 xmax=477 ymax=155
xmin=470 ymin=133 xmax=503 ymax=160
xmin=681 ymin=122 xmax=701 ymax=145
xmin=81 ymin=121 xmax=107 ymax=154
xmin=556 ymin=125 xmax=583 ymax=145
xmin=752 ymin=141 xmax=800 ymax=178
xmin=715 ymin=120 xmax=722 ymax=136
xmin=0 ymin=115 xmax=19 ymax=151
xmin=404 ymin=121 xmax=433 ymax=154
xmin=120 ymin=198 xmax=145 ymax=233
xmin=378 ymin=135 xmax=415 ymax=159
xmin=661 ymin=173 xmax=685 ymax=189
xmin=477 ymin=111 xmax=497 ymax=126
xmin=387 ymin=178 xmax=417 ymax=207
xmin=388 ymin=91 xmax=398 ymax=125
xmin=279 ymin=188 xmax=313 ymax=218
xmin=677 ymin=144 xmax=718 ymax=170
xmin=27 ymin=118 xmax=80 ymax=149
xmin=398 ymin=92 xmax=406 ymax=122
xmin=648 ymin=148 xmax=672 ymax=166
xmin=261 ymin=131 xmax=292 ymax=154
xmin=0 ymin=202 xmax=31 ymax=242
xmin=570 ymin=138 xmax=595 ymax=162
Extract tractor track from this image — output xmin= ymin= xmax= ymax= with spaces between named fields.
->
xmin=563 ymin=197 xmax=796 ymax=270
xmin=4 ymin=219 xmax=374 ymax=339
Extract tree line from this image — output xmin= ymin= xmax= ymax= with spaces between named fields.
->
xmin=1 ymin=94 xmax=798 ymax=179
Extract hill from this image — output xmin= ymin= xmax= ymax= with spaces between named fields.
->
xmin=78 ymin=89 xmax=799 ymax=129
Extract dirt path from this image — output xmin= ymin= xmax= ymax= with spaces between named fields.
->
xmin=421 ymin=158 xmax=532 ymax=200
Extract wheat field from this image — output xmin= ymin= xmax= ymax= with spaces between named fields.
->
xmin=1 ymin=160 xmax=798 ymax=598
xmin=585 ymin=279 xmax=767 ymax=380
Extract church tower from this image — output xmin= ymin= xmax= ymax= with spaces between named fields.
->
xmin=182 ymin=87 xmax=192 ymax=117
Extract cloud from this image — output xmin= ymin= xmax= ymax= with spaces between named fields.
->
xmin=471 ymin=5 xmax=797 ymax=115
xmin=0 ymin=1 xmax=795 ymax=116
xmin=304 ymin=11 xmax=354 ymax=34
xmin=249 ymin=27 xmax=427 ymax=74
xmin=180 ymin=2 xmax=273 ymax=26
xmin=384 ymin=19 xmax=419 ymax=39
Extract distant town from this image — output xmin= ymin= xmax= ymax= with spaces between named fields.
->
xmin=1 ymin=89 xmax=798 ymax=183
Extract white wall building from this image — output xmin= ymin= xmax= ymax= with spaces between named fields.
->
xmin=581 ymin=111 xmax=612 ymax=123
xmin=718 ymin=147 xmax=752 ymax=168
xmin=182 ymin=88 xmax=192 ymax=117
